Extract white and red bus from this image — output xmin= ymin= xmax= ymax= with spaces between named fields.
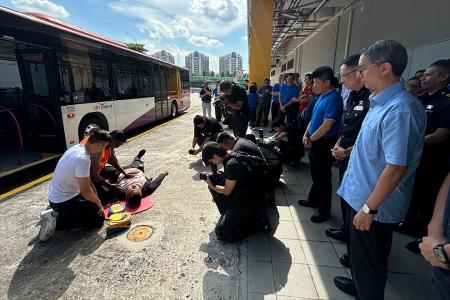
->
xmin=0 ymin=6 xmax=190 ymax=177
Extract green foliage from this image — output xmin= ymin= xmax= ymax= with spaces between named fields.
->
xmin=125 ymin=43 xmax=148 ymax=53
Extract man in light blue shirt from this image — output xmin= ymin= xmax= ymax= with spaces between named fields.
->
xmin=333 ymin=40 xmax=426 ymax=299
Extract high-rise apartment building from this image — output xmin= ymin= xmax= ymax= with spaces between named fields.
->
xmin=185 ymin=51 xmax=209 ymax=75
xmin=152 ymin=50 xmax=175 ymax=64
xmin=219 ymin=52 xmax=242 ymax=75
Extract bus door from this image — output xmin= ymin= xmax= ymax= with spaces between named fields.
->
xmin=152 ymin=64 xmax=164 ymax=120
xmin=18 ymin=49 xmax=63 ymax=153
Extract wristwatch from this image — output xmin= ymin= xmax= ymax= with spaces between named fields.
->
xmin=362 ymin=203 xmax=377 ymax=214
xmin=433 ymin=243 xmax=450 ymax=264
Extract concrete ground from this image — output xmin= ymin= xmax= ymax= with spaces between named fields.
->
xmin=0 ymin=94 xmax=433 ymax=300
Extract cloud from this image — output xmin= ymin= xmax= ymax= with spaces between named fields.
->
xmin=12 ymin=0 xmax=70 ymax=18
xmin=241 ymin=35 xmax=247 ymax=41
xmin=109 ymin=0 xmax=245 ymax=47
xmin=188 ymin=36 xmax=223 ymax=47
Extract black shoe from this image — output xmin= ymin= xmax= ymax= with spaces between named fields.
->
xmin=334 ymin=276 xmax=357 ymax=296
xmin=297 ymin=199 xmax=318 ymax=207
xmin=405 ymin=239 xmax=421 ymax=254
xmin=310 ymin=210 xmax=330 ymax=223
xmin=339 ymin=253 xmax=350 ymax=268
xmin=325 ymin=228 xmax=347 ymax=242
xmin=136 ymin=149 xmax=146 ymax=159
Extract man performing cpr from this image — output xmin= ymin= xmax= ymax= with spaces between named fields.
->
xmin=39 ymin=129 xmax=111 ymax=241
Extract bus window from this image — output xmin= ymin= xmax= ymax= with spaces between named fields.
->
xmin=113 ymin=63 xmax=138 ymax=100
xmin=152 ymin=64 xmax=160 ymax=97
xmin=160 ymin=66 xmax=168 ymax=95
xmin=0 ymin=59 xmax=23 ymax=109
xmin=138 ymin=68 xmax=152 ymax=97
xmin=57 ymin=53 xmax=110 ymax=103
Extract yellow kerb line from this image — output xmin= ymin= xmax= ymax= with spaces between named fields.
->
xmin=0 ymin=173 xmax=53 ymax=201
xmin=0 ymin=107 xmax=200 ymax=201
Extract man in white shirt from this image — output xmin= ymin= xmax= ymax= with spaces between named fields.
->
xmin=39 ymin=129 xmax=111 ymax=241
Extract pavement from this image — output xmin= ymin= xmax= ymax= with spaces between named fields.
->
xmin=0 ymin=94 xmax=433 ymax=300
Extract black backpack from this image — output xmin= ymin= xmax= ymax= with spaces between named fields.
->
xmin=258 ymin=142 xmax=283 ymax=188
xmin=225 ymin=151 xmax=270 ymax=191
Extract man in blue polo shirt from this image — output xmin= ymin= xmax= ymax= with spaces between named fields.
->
xmin=299 ymin=66 xmax=342 ymax=222
xmin=270 ymin=74 xmax=283 ymax=130
xmin=279 ymin=73 xmax=300 ymax=124
xmin=333 ymin=40 xmax=426 ymax=299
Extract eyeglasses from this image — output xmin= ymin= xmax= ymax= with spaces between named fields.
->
xmin=341 ymin=69 xmax=358 ymax=78
xmin=357 ymin=63 xmax=379 ymax=74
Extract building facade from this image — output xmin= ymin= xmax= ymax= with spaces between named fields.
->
xmin=219 ymin=52 xmax=243 ymax=76
xmin=152 ymin=50 xmax=175 ymax=64
xmin=185 ymin=51 xmax=209 ymax=75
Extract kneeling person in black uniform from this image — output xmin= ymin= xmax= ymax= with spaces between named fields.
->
xmin=271 ymin=119 xmax=302 ymax=166
xmin=201 ymin=142 xmax=269 ymax=242
xmin=216 ymin=131 xmax=263 ymax=158
xmin=189 ymin=115 xmax=223 ymax=155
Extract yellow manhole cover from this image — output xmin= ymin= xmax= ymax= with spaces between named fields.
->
xmin=127 ymin=225 xmax=153 ymax=242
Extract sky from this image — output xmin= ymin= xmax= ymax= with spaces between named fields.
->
xmin=2 ymin=0 xmax=249 ymax=72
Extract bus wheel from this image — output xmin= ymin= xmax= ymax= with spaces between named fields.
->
xmin=78 ymin=116 xmax=107 ymax=141
xmin=170 ymin=102 xmax=178 ymax=118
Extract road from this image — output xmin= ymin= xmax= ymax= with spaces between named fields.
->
xmin=0 ymin=94 xmax=241 ymax=299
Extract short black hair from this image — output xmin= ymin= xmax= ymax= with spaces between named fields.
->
xmin=220 ymin=81 xmax=232 ymax=93
xmin=311 ymin=66 xmax=339 ymax=87
xmin=87 ymin=128 xmax=111 ymax=144
xmin=305 ymin=73 xmax=312 ymax=79
xmin=193 ymin=115 xmax=205 ymax=126
xmin=249 ymin=84 xmax=257 ymax=93
xmin=128 ymin=194 xmax=142 ymax=207
xmin=264 ymin=78 xmax=270 ymax=82
xmin=361 ymin=39 xmax=407 ymax=76
xmin=110 ymin=130 xmax=126 ymax=143
xmin=407 ymin=77 xmax=420 ymax=82
xmin=342 ymin=54 xmax=360 ymax=68
xmin=430 ymin=59 xmax=450 ymax=81
xmin=415 ymin=69 xmax=426 ymax=75
xmin=271 ymin=118 xmax=284 ymax=128
xmin=201 ymin=142 xmax=226 ymax=165
xmin=216 ymin=131 xmax=235 ymax=144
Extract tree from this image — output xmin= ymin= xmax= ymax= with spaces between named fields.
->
xmin=125 ymin=43 xmax=148 ymax=53
xmin=210 ymin=71 xmax=215 ymax=77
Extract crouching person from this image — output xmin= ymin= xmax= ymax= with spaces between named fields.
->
xmin=39 ymin=129 xmax=111 ymax=241
xmin=201 ymin=142 xmax=269 ymax=242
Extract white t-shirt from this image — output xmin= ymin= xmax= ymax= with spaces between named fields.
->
xmin=48 ymin=144 xmax=91 ymax=204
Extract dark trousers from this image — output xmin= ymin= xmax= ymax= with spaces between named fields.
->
xmin=249 ymin=108 xmax=257 ymax=127
xmin=256 ymin=105 xmax=270 ymax=126
xmin=404 ymin=151 xmax=448 ymax=235
xmin=50 ymin=195 xmax=104 ymax=231
xmin=214 ymin=104 xmax=222 ymax=121
xmin=271 ymin=102 xmax=279 ymax=123
xmin=209 ymin=188 xmax=262 ymax=242
xmin=307 ymin=137 xmax=336 ymax=213
xmin=346 ymin=204 xmax=395 ymax=300
xmin=432 ymin=267 xmax=450 ymax=300
xmin=232 ymin=112 xmax=249 ymax=138
xmin=338 ymin=159 xmax=349 ymax=236
xmin=286 ymin=106 xmax=298 ymax=125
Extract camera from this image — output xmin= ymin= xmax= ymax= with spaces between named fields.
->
xmin=199 ymin=164 xmax=224 ymax=185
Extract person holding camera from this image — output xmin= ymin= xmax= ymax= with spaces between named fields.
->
xmin=201 ymin=142 xmax=269 ymax=242
xmin=190 ymin=115 xmax=223 ymax=155
xmin=219 ymin=81 xmax=249 ymax=137
xmin=200 ymin=81 xmax=212 ymax=117
xmin=271 ymin=119 xmax=303 ymax=166
xmin=216 ymin=131 xmax=263 ymax=158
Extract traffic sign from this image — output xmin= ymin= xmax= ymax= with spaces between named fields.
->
xmin=235 ymin=68 xmax=244 ymax=77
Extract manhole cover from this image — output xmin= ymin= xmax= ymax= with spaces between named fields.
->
xmin=127 ymin=225 xmax=153 ymax=242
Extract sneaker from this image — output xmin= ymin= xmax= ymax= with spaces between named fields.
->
xmin=136 ymin=149 xmax=146 ymax=159
xmin=39 ymin=209 xmax=58 ymax=242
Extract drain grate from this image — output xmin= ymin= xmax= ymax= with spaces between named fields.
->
xmin=127 ymin=225 xmax=153 ymax=242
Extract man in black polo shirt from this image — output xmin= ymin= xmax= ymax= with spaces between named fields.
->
xmin=271 ymin=119 xmax=302 ymax=166
xmin=403 ymin=59 xmax=450 ymax=252
xmin=216 ymin=131 xmax=263 ymax=158
xmin=256 ymin=78 xmax=273 ymax=127
xmin=200 ymin=81 xmax=212 ymax=117
xmin=220 ymin=81 xmax=249 ymax=137
xmin=323 ymin=55 xmax=370 ymax=276
xmin=189 ymin=115 xmax=223 ymax=155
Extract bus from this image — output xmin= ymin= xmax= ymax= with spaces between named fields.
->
xmin=0 ymin=6 xmax=190 ymax=178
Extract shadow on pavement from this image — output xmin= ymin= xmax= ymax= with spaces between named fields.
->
xmin=8 ymin=229 xmax=104 ymax=300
